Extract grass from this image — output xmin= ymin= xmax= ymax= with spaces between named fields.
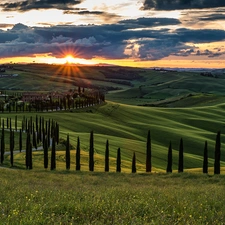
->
xmin=0 ymin=169 xmax=225 ymax=224
xmin=1 ymin=64 xmax=225 ymax=223
xmin=1 ymin=100 xmax=225 ymax=171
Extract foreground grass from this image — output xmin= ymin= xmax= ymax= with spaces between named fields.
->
xmin=0 ymin=169 xmax=225 ymax=224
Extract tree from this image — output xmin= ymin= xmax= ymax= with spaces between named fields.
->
xmin=132 ymin=152 xmax=136 ymax=173
xmin=32 ymin=124 xmax=37 ymax=150
xmin=76 ymin=136 xmax=81 ymax=171
xmin=178 ymin=138 xmax=184 ymax=173
xmin=25 ymin=132 xmax=32 ymax=169
xmin=116 ymin=147 xmax=121 ymax=172
xmin=1 ymin=120 xmax=5 ymax=164
xmin=203 ymin=141 xmax=208 ymax=174
xmin=29 ymin=142 xmax=33 ymax=169
xmin=166 ymin=141 xmax=172 ymax=173
xmin=51 ymin=137 xmax=56 ymax=170
xmin=214 ymin=131 xmax=221 ymax=175
xmin=15 ymin=115 xmax=17 ymax=131
xmin=10 ymin=130 xmax=14 ymax=167
xmin=44 ymin=137 xmax=48 ymax=169
xmin=19 ymin=129 xmax=22 ymax=152
xmin=146 ymin=130 xmax=151 ymax=172
xmin=66 ymin=134 xmax=70 ymax=170
xmin=105 ymin=140 xmax=109 ymax=172
xmin=89 ymin=131 xmax=94 ymax=171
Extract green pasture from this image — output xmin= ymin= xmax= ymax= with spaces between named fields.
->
xmin=0 ymin=169 xmax=225 ymax=224
xmin=1 ymin=100 xmax=225 ymax=172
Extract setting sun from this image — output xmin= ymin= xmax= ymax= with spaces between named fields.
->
xmin=65 ymin=55 xmax=75 ymax=64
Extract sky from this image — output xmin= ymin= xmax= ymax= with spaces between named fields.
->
xmin=0 ymin=0 xmax=225 ymax=68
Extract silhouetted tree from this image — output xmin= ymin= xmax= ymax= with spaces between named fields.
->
xmin=26 ymin=132 xmax=31 ymax=169
xmin=214 ymin=131 xmax=221 ymax=175
xmin=89 ymin=131 xmax=94 ymax=171
xmin=116 ymin=147 xmax=121 ymax=172
xmin=105 ymin=139 xmax=109 ymax=172
xmin=19 ymin=129 xmax=22 ymax=152
xmin=178 ymin=138 xmax=184 ymax=173
xmin=146 ymin=130 xmax=151 ymax=172
xmin=9 ymin=118 xmax=12 ymax=131
xmin=76 ymin=136 xmax=81 ymax=171
xmin=29 ymin=142 xmax=33 ymax=169
xmin=10 ymin=130 xmax=14 ymax=167
xmin=203 ymin=141 xmax=208 ymax=174
xmin=1 ymin=120 xmax=5 ymax=164
xmin=132 ymin=152 xmax=136 ymax=173
xmin=33 ymin=124 xmax=37 ymax=150
xmin=66 ymin=134 xmax=70 ymax=170
xmin=166 ymin=141 xmax=172 ymax=173
xmin=44 ymin=138 xmax=48 ymax=169
xmin=15 ymin=115 xmax=17 ymax=131
xmin=51 ymin=137 xmax=56 ymax=170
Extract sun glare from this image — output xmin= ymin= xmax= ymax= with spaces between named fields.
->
xmin=65 ymin=55 xmax=75 ymax=64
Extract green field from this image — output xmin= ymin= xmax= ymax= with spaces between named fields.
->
xmin=1 ymin=169 xmax=225 ymax=224
xmin=1 ymin=64 xmax=225 ymax=224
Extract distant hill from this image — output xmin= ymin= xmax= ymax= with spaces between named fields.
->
xmin=1 ymin=63 xmax=225 ymax=107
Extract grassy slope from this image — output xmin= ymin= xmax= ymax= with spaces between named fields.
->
xmin=1 ymin=64 xmax=225 ymax=224
xmin=1 ymin=100 xmax=225 ymax=172
xmin=0 ymin=169 xmax=225 ymax=224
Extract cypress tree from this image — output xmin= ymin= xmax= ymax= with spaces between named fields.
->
xmin=116 ymin=148 xmax=121 ymax=172
xmin=76 ymin=136 xmax=81 ymax=171
xmin=1 ymin=120 xmax=5 ymax=164
xmin=9 ymin=118 xmax=12 ymax=131
xmin=32 ymin=126 xmax=37 ymax=150
xmin=26 ymin=133 xmax=31 ymax=169
xmin=203 ymin=141 xmax=208 ymax=174
xmin=47 ymin=121 xmax=51 ymax=148
xmin=178 ymin=138 xmax=184 ymax=173
xmin=39 ymin=116 xmax=42 ymax=142
xmin=29 ymin=142 xmax=33 ymax=169
xmin=25 ymin=118 xmax=28 ymax=133
xmin=146 ymin=130 xmax=151 ymax=172
xmin=89 ymin=131 xmax=94 ymax=171
xmin=36 ymin=115 xmax=38 ymax=133
xmin=19 ymin=129 xmax=22 ymax=152
xmin=214 ymin=131 xmax=221 ymax=175
xmin=7 ymin=117 xmax=8 ymax=129
xmin=51 ymin=137 xmax=56 ymax=170
xmin=42 ymin=129 xmax=46 ymax=149
xmin=15 ymin=115 xmax=17 ymax=131
xmin=105 ymin=139 xmax=109 ymax=172
xmin=10 ymin=130 xmax=14 ymax=167
xmin=166 ymin=141 xmax=172 ymax=173
xmin=44 ymin=137 xmax=48 ymax=169
xmin=66 ymin=134 xmax=70 ymax=170
xmin=132 ymin=152 xmax=136 ymax=173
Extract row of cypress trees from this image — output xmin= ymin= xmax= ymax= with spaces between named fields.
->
xmin=63 ymin=130 xmax=223 ymax=174
xmin=0 ymin=118 xmax=223 ymax=174
xmin=0 ymin=115 xmax=59 ymax=168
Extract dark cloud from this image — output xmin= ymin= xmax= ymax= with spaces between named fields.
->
xmin=64 ymin=10 xmax=104 ymax=15
xmin=142 ymin=0 xmax=225 ymax=10
xmin=199 ymin=14 xmax=225 ymax=21
xmin=119 ymin=17 xmax=181 ymax=27
xmin=0 ymin=0 xmax=82 ymax=12
xmin=0 ymin=17 xmax=225 ymax=60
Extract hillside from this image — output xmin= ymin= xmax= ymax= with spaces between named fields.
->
xmin=1 ymin=63 xmax=225 ymax=107
xmin=1 ymin=64 xmax=225 ymax=172
xmin=1 ymin=101 xmax=225 ymax=172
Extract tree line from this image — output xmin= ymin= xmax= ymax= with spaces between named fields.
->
xmin=0 ymin=88 xmax=105 ymax=113
xmin=0 ymin=116 xmax=223 ymax=174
